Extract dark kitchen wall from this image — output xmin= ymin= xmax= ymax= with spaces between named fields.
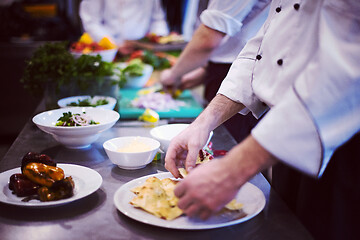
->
xmin=0 ymin=0 xmax=82 ymax=159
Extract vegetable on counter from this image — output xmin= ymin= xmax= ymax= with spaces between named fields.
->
xmin=118 ymin=58 xmax=145 ymax=84
xmin=8 ymin=152 xmax=75 ymax=202
xmin=20 ymin=42 xmax=125 ymax=96
xmin=127 ymin=50 xmax=173 ymax=70
xmin=70 ymin=33 xmax=117 ymax=54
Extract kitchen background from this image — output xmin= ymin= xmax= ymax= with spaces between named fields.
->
xmin=0 ymin=0 xmax=189 ymax=158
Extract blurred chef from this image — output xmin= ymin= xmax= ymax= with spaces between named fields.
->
xmin=79 ymin=0 xmax=169 ymax=54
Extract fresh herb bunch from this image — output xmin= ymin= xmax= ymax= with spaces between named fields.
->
xmin=72 ymin=54 xmax=125 ymax=90
xmin=21 ymin=42 xmax=124 ymax=95
xmin=21 ymin=42 xmax=76 ymax=95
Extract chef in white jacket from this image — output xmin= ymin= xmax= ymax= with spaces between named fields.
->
xmin=79 ymin=0 xmax=169 ymax=46
xmin=160 ymin=0 xmax=270 ymax=142
xmin=165 ymin=0 xmax=360 ymax=239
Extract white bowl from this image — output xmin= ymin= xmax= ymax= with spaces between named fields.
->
xmin=71 ymin=48 xmax=118 ymax=62
xmin=103 ymin=136 xmax=160 ymax=170
xmin=32 ymin=107 xmax=120 ymax=149
xmin=57 ymin=95 xmax=117 ymax=110
xmin=116 ymin=62 xmax=153 ymax=88
xmin=150 ymin=124 xmax=213 ymax=152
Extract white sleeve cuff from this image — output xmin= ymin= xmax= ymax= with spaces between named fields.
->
xmin=251 ymin=88 xmax=323 ymax=177
xmin=218 ymin=57 xmax=268 ymax=118
xmin=200 ymin=10 xmax=243 ymax=36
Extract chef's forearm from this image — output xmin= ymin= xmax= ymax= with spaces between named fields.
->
xmin=193 ymin=94 xmax=245 ymax=133
xmin=223 ymin=135 xmax=278 ymax=188
xmin=170 ymin=24 xmax=225 ymax=80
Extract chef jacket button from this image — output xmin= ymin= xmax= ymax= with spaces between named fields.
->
xmin=276 ymin=7 xmax=281 ymax=13
xmin=294 ymin=3 xmax=300 ymax=10
xmin=277 ymin=59 xmax=283 ymax=66
xmin=256 ymin=55 xmax=262 ymax=60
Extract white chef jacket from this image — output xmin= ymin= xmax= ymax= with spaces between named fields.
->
xmin=79 ymin=0 xmax=169 ymax=45
xmin=199 ymin=0 xmax=270 ymax=63
xmin=218 ymin=0 xmax=360 ymax=177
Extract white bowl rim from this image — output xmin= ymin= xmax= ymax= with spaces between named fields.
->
xmin=103 ymin=136 xmax=160 ymax=154
xmin=149 ymin=123 xmax=190 ymax=141
xmin=57 ymin=95 xmax=117 ymax=108
xmin=32 ymin=107 xmax=120 ymax=130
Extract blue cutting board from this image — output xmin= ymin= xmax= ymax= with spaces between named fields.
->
xmin=119 ymin=89 xmax=203 ymax=119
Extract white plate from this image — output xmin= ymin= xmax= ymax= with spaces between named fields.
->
xmin=57 ymin=95 xmax=117 ymax=110
xmin=114 ymin=172 xmax=266 ymax=230
xmin=0 ymin=164 xmax=102 ymax=207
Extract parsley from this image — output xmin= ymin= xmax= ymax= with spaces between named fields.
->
xmin=21 ymin=42 xmax=124 ymax=95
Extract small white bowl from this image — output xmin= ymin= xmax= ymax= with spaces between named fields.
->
xmin=32 ymin=107 xmax=120 ymax=149
xmin=115 ymin=62 xmax=153 ymax=88
xmin=71 ymin=48 xmax=118 ymax=62
xmin=150 ymin=124 xmax=213 ymax=152
xmin=103 ymin=136 xmax=160 ymax=170
xmin=57 ymin=95 xmax=117 ymax=110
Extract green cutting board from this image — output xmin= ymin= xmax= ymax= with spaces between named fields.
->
xmin=118 ymin=89 xmax=204 ymax=119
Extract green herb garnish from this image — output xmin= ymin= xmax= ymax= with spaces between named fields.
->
xmin=67 ymin=98 xmax=109 ymax=107
xmin=55 ymin=111 xmax=99 ymax=127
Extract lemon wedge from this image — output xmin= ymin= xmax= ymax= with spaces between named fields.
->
xmin=138 ymin=108 xmax=159 ymax=123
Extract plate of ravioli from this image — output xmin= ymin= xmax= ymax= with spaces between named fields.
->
xmin=113 ymin=172 xmax=266 ymax=230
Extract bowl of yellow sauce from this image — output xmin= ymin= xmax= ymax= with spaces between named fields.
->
xmin=103 ymin=136 xmax=160 ymax=170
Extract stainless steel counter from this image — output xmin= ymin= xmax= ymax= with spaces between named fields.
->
xmin=0 ymin=104 xmax=313 ymax=240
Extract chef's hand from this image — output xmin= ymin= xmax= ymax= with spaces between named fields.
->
xmin=173 ymin=136 xmax=278 ymax=220
xmin=165 ymin=123 xmax=212 ymax=178
xmin=180 ymin=67 xmax=206 ymax=89
xmin=160 ymin=68 xmax=179 ymax=90
xmin=176 ymin=158 xmax=240 ymax=219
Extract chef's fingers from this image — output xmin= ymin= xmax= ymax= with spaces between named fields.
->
xmin=185 ymin=147 xmax=199 ymax=172
xmin=174 ymin=180 xmax=187 ymax=199
xmin=198 ymin=208 xmax=212 ymax=220
xmin=184 ymin=204 xmax=209 ymax=219
xmin=164 ymin=145 xmax=180 ymax=178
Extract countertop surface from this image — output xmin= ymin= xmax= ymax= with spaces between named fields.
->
xmin=0 ymin=103 xmax=313 ymax=240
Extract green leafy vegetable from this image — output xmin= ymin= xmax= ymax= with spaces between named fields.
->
xmin=118 ymin=58 xmax=145 ymax=84
xmin=142 ymin=50 xmax=171 ymax=70
xmin=67 ymin=98 xmax=109 ymax=107
xmin=21 ymin=42 xmax=124 ymax=95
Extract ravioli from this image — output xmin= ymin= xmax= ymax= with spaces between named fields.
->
xmin=130 ymin=177 xmax=183 ymax=220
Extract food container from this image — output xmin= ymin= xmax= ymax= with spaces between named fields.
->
xmin=103 ymin=136 xmax=160 ymax=170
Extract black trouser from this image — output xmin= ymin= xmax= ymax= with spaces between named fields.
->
xmin=272 ymin=133 xmax=360 ymax=240
xmin=204 ymin=61 xmax=258 ymax=143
